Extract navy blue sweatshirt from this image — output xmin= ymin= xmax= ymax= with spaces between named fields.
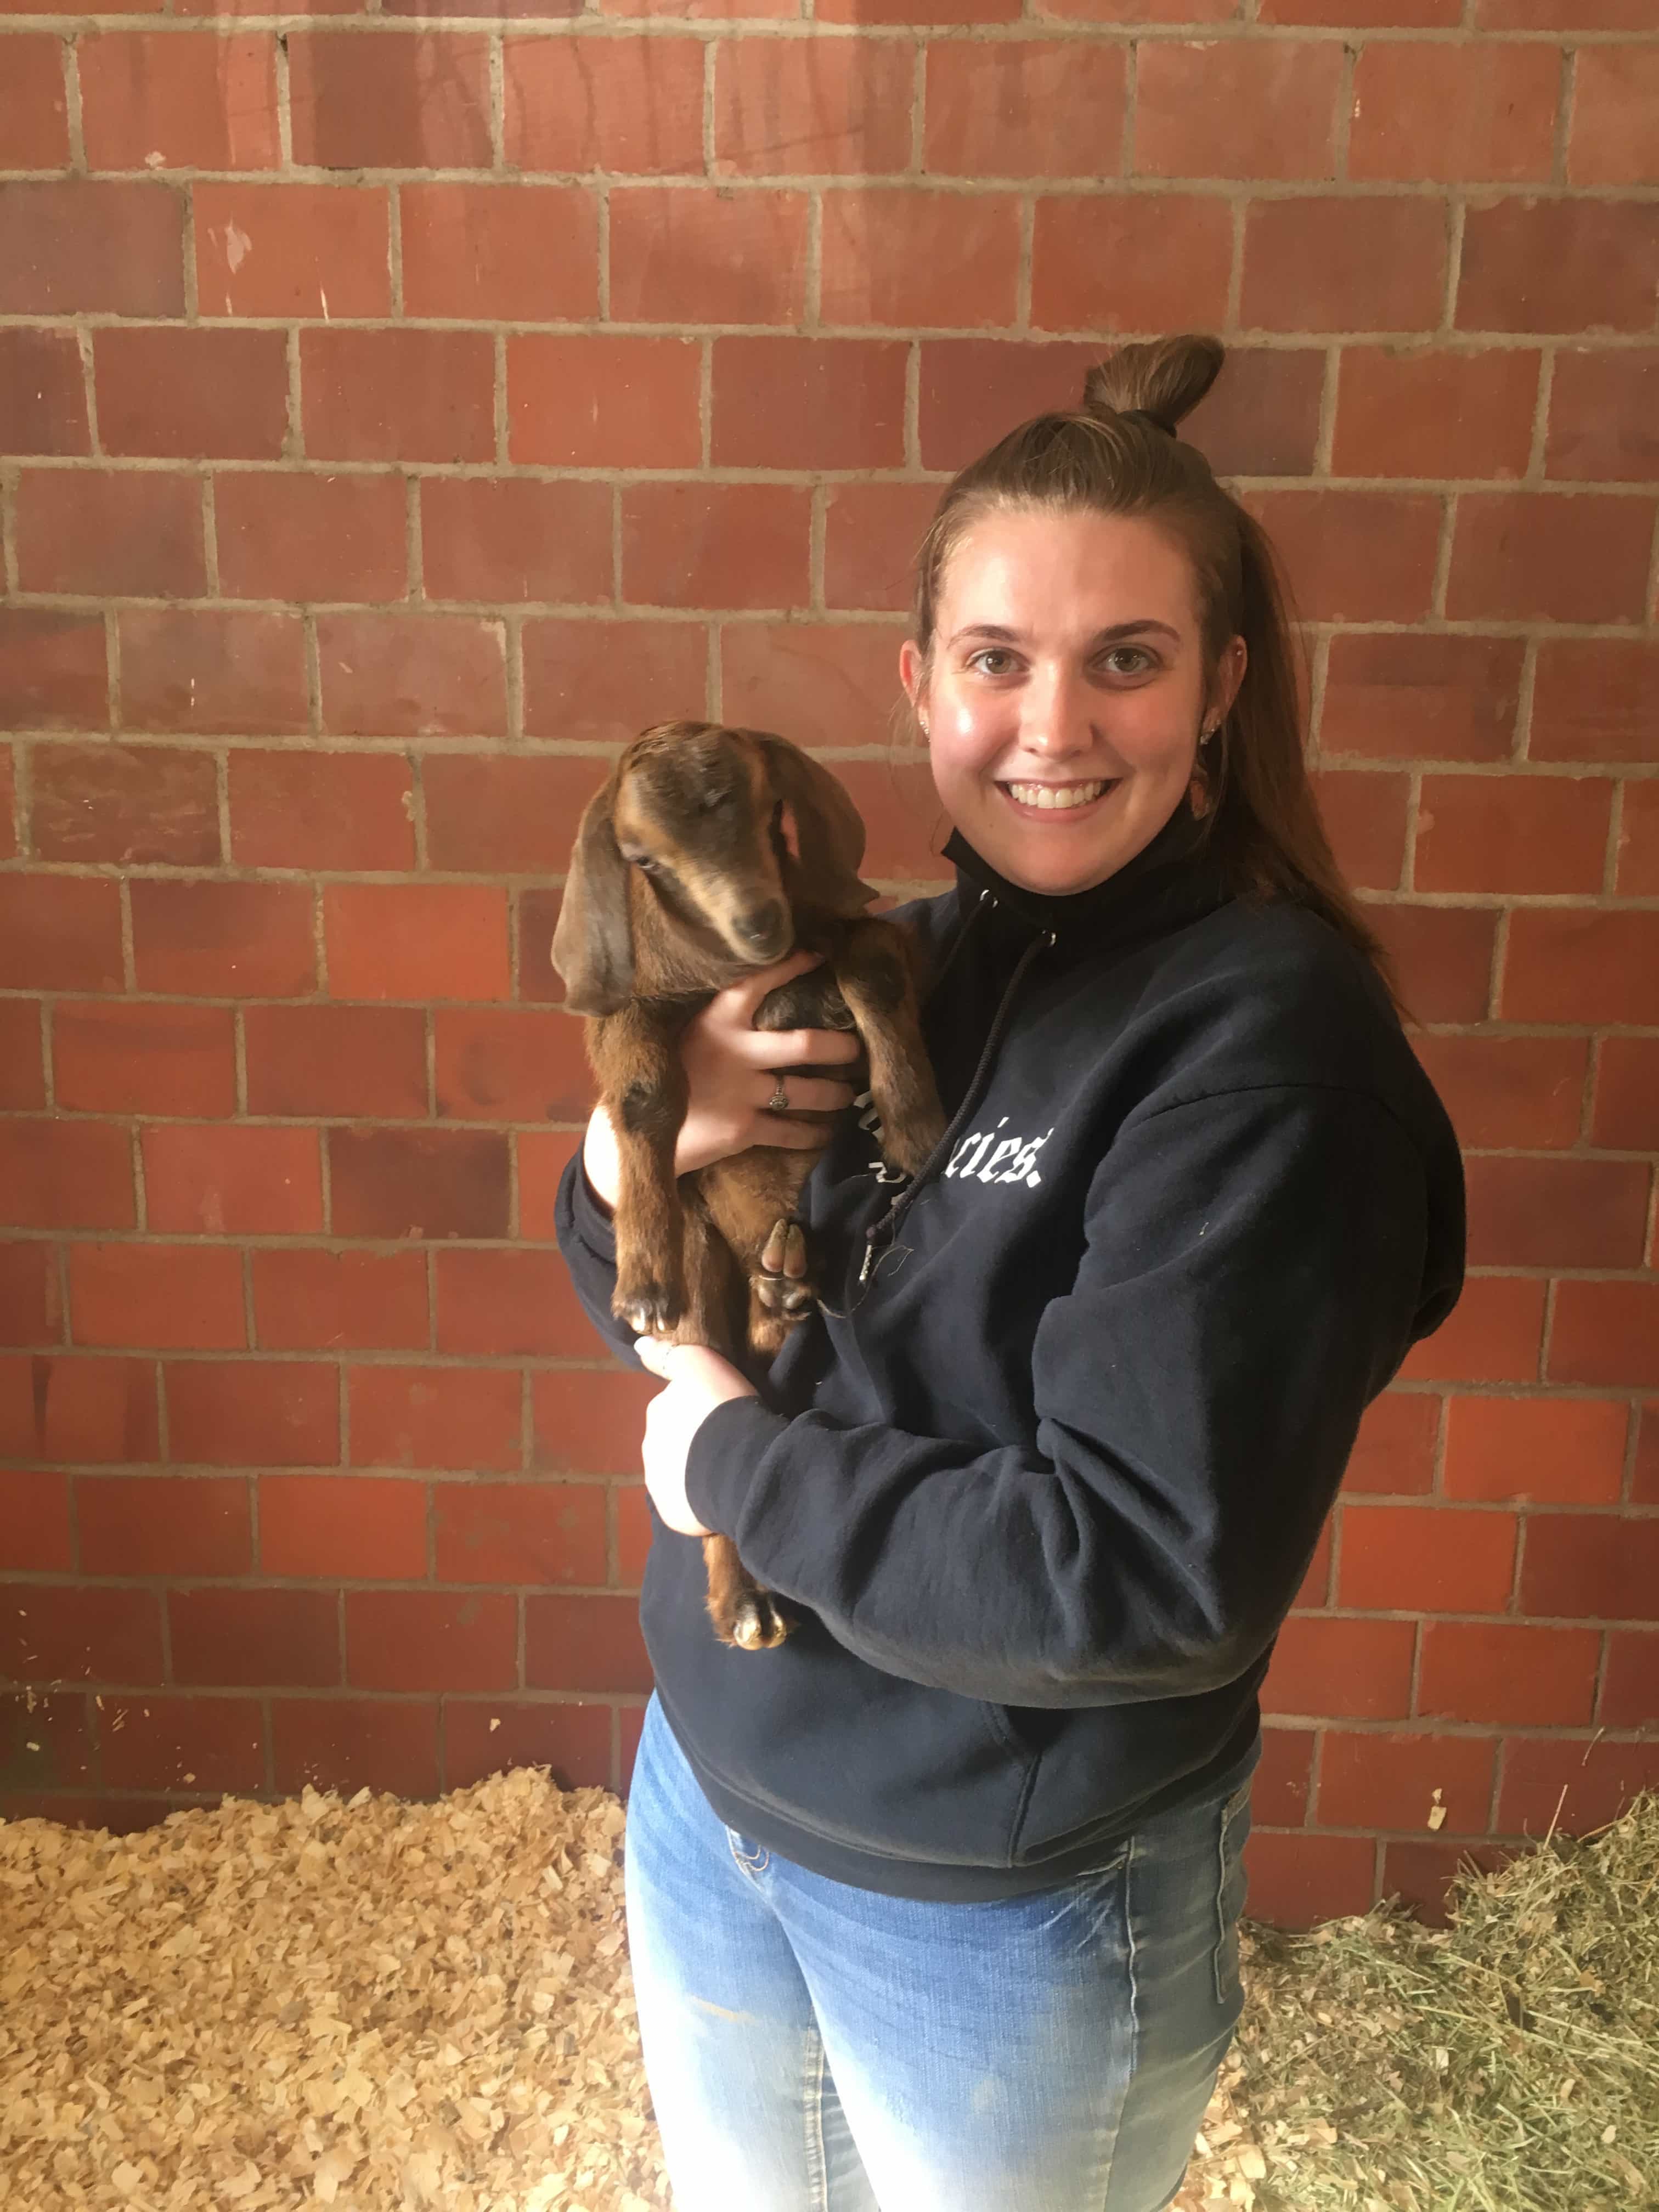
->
xmin=555 ymin=812 xmax=1466 ymax=1899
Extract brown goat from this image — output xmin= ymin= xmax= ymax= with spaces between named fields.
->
xmin=552 ymin=721 xmax=945 ymax=1652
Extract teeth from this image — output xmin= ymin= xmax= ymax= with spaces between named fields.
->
xmin=1005 ymin=781 xmax=1108 ymax=811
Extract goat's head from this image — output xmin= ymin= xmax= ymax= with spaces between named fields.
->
xmin=551 ymin=721 xmax=876 ymax=1015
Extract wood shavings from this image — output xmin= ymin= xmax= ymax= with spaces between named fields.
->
xmin=5 ymin=1776 xmax=1656 ymax=2210
xmin=0 ymin=1769 xmax=668 ymax=2212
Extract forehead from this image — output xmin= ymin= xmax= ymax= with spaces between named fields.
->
xmin=940 ymin=506 xmax=1199 ymax=636
xmin=616 ymin=731 xmax=765 ymax=844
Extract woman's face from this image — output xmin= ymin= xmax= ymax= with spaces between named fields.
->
xmin=902 ymin=505 xmax=1245 ymax=898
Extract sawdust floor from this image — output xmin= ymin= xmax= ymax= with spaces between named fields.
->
xmin=1 ymin=1768 xmax=1268 ymax=2211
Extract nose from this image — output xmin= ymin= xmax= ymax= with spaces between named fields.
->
xmin=737 ymin=901 xmax=786 ymax=947
xmin=1022 ymin=665 xmax=1094 ymax=758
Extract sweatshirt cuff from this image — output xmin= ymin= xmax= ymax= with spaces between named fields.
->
xmin=558 ymin=1148 xmax=618 ymax=1262
xmin=685 ymin=1396 xmax=792 ymax=1539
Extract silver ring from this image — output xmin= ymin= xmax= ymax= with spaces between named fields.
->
xmin=765 ymin=1077 xmax=789 ymax=1115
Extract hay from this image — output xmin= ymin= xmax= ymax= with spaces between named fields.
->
xmin=1210 ymin=1791 xmax=1659 ymax=2212
xmin=3 ymin=1776 xmax=1656 ymax=2212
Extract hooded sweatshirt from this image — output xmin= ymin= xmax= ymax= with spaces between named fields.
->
xmin=554 ymin=809 xmax=1466 ymax=1901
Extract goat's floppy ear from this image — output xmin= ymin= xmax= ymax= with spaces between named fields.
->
xmin=551 ymin=770 xmax=634 ymax=1015
xmin=755 ymin=736 xmax=877 ymax=915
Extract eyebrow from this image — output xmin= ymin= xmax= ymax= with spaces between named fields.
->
xmin=946 ymin=620 xmax=1182 ymax=648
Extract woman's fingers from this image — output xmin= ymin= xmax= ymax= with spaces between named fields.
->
xmin=733 ymin=1024 xmax=862 ymax=1068
xmin=760 ymin=1074 xmax=856 ymax=1115
xmin=718 ymin=950 xmax=823 ymax=1023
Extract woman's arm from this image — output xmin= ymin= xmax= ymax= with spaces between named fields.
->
xmin=556 ymin=952 xmax=863 ymax=1361
xmin=678 ymin=1085 xmax=1451 ymax=1709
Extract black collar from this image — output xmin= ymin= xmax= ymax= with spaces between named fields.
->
xmin=943 ymin=805 xmax=1229 ymax=952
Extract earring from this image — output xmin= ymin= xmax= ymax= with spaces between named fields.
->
xmin=919 ymin=714 xmax=929 ymax=736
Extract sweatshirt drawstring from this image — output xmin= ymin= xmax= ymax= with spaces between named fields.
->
xmin=859 ymin=911 xmax=1057 ymax=1286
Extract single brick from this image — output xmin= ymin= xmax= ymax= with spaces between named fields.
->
xmin=53 ymin=1001 xmax=236 ymax=1118
xmin=0 ymin=611 xmax=109 ymax=732
xmin=77 ymin=1472 xmax=251 ymax=1576
xmin=1443 ymin=1396 xmax=1629 ymax=1506
xmin=143 ymin=1123 xmax=325 ymax=1236
xmin=229 ymin=749 xmax=415 ymax=872
xmin=435 ymin=1248 xmax=594 ymax=1358
xmin=1567 ymin=44 xmax=1659 ymax=186
xmin=194 ymin=181 xmax=391 ymax=319
xmin=259 ymin=1473 xmax=427 ymax=1579
xmin=720 ymin=623 xmax=905 ymax=753
xmin=507 ymin=334 xmax=701 ymax=469
xmin=324 ymin=882 xmax=511 ymax=1003
xmin=1348 ymin=41 xmax=1559 ymax=183
xmin=708 ymin=334 xmax=902 ymax=469
xmin=1446 ymin=492 xmax=1655 ymax=623
xmin=714 ymin=35 xmax=912 ymax=177
xmin=214 ymin=470 xmax=409 ymax=605
xmin=287 ymin=31 xmax=493 ymax=169
xmin=924 ymin=39 xmax=1125 ymax=179
xmin=1593 ymin=1037 xmax=1659 ymax=1150
xmin=434 ymin=1479 xmax=607 ymax=1587
xmin=526 ymin=1593 xmax=653 ymax=1695
xmin=504 ymin=33 xmax=704 ymax=174
xmin=0 ymin=179 xmax=184 ymax=317
xmin=0 ymin=36 xmax=71 ymax=170
xmin=98 ymin=1696 xmax=266 ymax=1797
xmin=819 ymin=190 xmax=1020 ymax=331
xmin=244 ymin=1004 xmax=430 ymax=1121
xmin=1331 ymin=346 xmax=1539 ymax=479
xmin=1310 ymin=767 xmax=1409 ymax=890
xmin=120 ymin=608 xmax=308 ymax=736
xmin=1242 ymin=196 xmax=1448 ymax=331
xmin=78 ymin=31 xmax=280 ymax=172
xmin=421 ymin=753 xmax=609 ymax=873
xmin=93 ymin=326 xmax=289 ymax=461
xmin=0 ymin=1352 xmax=160 ymax=1465
xmin=0 ymin=1121 xmax=135 ymax=1232
xmin=521 ymin=618 xmax=709 ymax=744
xmin=0 ymin=1001 xmax=45 ymax=1110
xmin=420 ymin=478 xmax=612 ymax=607
xmin=165 ymin=1361 xmax=341 ymax=1469
xmin=1242 ymin=488 xmax=1442 ymax=623
xmin=1321 ymin=633 xmax=1523 ymax=761
xmin=168 ymin=1587 xmax=341 ymax=1687
xmin=1418 ymin=1622 xmax=1599 ymax=1727
xmin=1410 ymin=1033 xmax=1588 ymax=1152
xmin=0 ymin=1242 xmax=59 ymax=1348
xmin=270 ymin=1699 xmax=440 ymax=1801
xmin=610 ymin=185 xmax=809 ymax=325
xmin=1393 ymin=1274 xmax=1544 ymax=1385
xmin=1136 ymin=40 xmax=1342 ymax=180
xmin=1032 ymin=195 xmax=1233 ymax=335
xmin=1261 ymin=1617 xmax=1418 ymax=1721
xmin=301 ymin=329 xmax=494 ymax=465
xmin=14 ymin=468 xmax=206 ymax=599
xmin=347 ymin=1364 xmax=521 ymax=1471
xmin=1469 ymin=1155 xmax=1650 ymax=1270
xmin=1544 ymin=348 xmax=1659 ymax=482
xmin=0 ymin=330 xmax=89 ymax=454
xmin=252 ymin=1249 xmax=431 ymax=1354
xmin=315 ymin=612 xmax=506 ymax=738
xmin=1547 ymin=1283 xmax=1659 ymax=1390
xmin=1530 ymin=640 xmax=1659 ymax=763
xmin=0 ymin=871 xmax=123 ymax=995
xmin=345 ymin=1590 xmax=517 ymax=1694
xmin=621 ymin=482 xmax=811 ymax=611
xmin=129 ymin=877 xmax=317 ymax=997
xmin=401 ymin=182 xmax=597 ymax=320
xmin=1342 ymin=1389 xmax=1440 ymax=1497
xmin=328 ymin=1127 xmax=510 ymax=1239
xmin=30 ymin=742 xmax=221 ymax=867
xmin=1415 ymin=772 xmax=1612 ymax=895
xmin=1457 ymin=198 xmax=1659 ymax=333
xmin=69 ymin=1248 xmax=246 ymax=1345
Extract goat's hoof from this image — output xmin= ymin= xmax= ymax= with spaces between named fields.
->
xmin=615 ymin=1283 xmax=682 ymax=1336
xmin=754 ymin=1218 xmax=815 ymax=1322
xmin=730 ymin=1592 xmax=792 ymax=1651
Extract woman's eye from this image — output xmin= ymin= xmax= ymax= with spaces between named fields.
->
xmin=1101 ymin=646 xmax=1154 ymax=676
xmin=968 ymin=648 xmax=1019 ymax=676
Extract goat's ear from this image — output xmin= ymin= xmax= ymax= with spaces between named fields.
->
xmin=756 ymin=736 xmax=877 ymax=915
xmin=551 ymin=770 xmax=634 ymax=1014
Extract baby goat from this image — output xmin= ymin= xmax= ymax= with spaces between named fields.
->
xmin=552 ymin=720 xmax=945 ymax=1652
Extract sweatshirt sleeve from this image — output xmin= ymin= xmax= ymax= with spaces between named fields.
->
xmin=552 ymin=1146 xmax=648 ymax=1372
xmin=684 ymin=1084 xmax=1439 ymax=1709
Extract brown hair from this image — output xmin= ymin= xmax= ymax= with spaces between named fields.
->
xmin=912 ymin=334 xmax=1395 ymax=998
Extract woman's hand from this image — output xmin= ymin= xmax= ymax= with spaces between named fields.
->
xmin=582 ymin=951 xmax=863 ymax=1205
xmin=634 ymin=1338 xmax=758 ymax=1537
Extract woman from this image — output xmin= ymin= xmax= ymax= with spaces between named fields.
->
xmin=556 ymin=335 xmax=1465 ymax=2212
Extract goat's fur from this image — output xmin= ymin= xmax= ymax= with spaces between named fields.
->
xmin=552 ymin=721 xmax=945 ymax=1652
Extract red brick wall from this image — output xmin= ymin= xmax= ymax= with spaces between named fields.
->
xmin=1 ymin=1 xmax=1654 ymax=1927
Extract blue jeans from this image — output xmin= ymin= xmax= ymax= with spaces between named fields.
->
xmin=624 ymin=1694 xmax=1255 ymax=2212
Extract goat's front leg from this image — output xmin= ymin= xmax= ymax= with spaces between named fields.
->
xmin=589 ymin=1008 xmax=690 ymax=1337
xmin=832 ymin=920 xmax=946 ymax=1179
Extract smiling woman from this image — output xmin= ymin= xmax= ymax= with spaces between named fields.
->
xmin=557 ymin=333 xmax=1467 ymax=2212
xmin=902 ymin=507 xmax=1243 ymax=896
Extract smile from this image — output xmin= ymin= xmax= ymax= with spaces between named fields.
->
xmin=1001 ymin=780 xmax=1114 ymax=812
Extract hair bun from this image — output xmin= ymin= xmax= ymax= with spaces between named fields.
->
xmin=1081 ymin=335 xmax=1225 ymax=436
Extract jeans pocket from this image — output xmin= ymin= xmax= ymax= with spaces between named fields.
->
xmin=1212 ymin=1781 xmax=1253 ymax=2008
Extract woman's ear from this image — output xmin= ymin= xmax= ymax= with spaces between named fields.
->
xmin=1213 ymin=634 xmax=1248 ymax=723
xmin=899 ymin=639 xmax=927 ymax=732
xmin=755 ymin=736 xmax=877 ymax=917
xmin=550 ymin=769 xmax=634 ymax=1015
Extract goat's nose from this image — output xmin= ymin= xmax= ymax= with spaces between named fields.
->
xmin=738 ymin=902 xmax=785 ymax=945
